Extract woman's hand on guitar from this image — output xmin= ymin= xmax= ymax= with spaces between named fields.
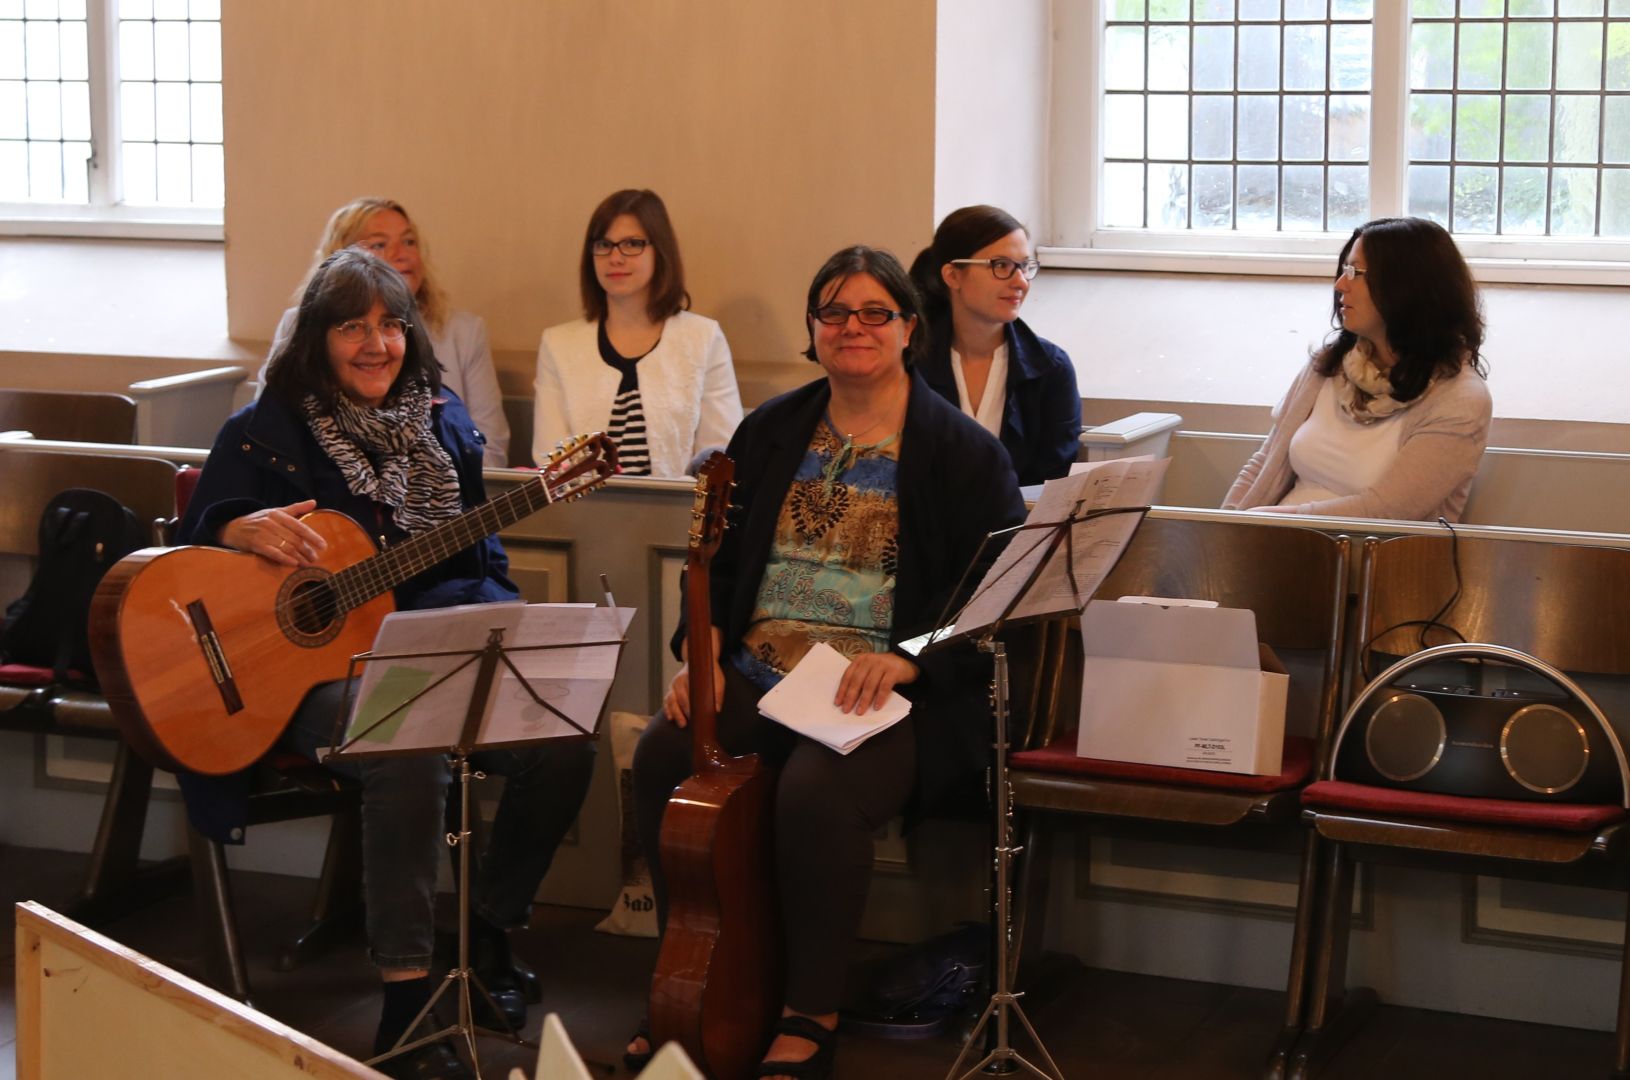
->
xmin=836 ymin=651 xmax=919 ymax=715
xmin=218 ymin=500 xmax=328 ymax=567
xmin=664 ymin=627 xmax=725 ymax=728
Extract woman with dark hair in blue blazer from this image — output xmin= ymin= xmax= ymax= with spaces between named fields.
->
xmin=910 ymin=205 xmax=1083 ymax=486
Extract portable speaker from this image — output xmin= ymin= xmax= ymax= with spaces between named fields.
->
xmin=1334 ymin=683 xmax=1623 ymax=803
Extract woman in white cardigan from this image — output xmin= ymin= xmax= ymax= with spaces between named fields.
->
xmin=533 ymin=189 xmax=742 ymax=478
xmin=261 ymin=197 xmax=511 ymax=468
xmin=1224 ymin=217 xmax=1492 ymax=522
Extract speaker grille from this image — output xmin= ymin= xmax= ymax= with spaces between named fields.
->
xmin=1501 ymin=704 xmax=1589 ymax=794
xmin=1365 ymin=692 xmax=1446 ymax=782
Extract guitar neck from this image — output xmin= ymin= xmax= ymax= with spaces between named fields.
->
xmin=687 ymin=558 xmax=726 ymax=771
xmin=328 ymin=475 xmax=554 ymax=612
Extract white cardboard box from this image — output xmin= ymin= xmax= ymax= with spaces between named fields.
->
xmin=1076 ymin=599 xmax=1289 ymax=775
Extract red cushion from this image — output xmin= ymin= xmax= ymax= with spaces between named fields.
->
xmin=1301 ymin=779 xmax=1628 ymax=832
xmin=175 ymin=466 xmax=202 ymax=519
xmin=0 ymin=663 xmax=91 ymax=686
xmin=265 ymin=750 xmax=324 ymax=772
xmin=1009 ymin=734 xmax=1315 ymax=793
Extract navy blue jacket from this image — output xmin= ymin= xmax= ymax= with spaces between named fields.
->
xmin=176 ymin=388 xmax=518 ymax=841
xmin=920 ymin=317 xmax=1082 ymax=487
xmin=688 ymin=369 xmax=1027 ymax=815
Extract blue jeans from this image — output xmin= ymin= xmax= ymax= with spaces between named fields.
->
xmin=283 ymin=680 xmax=597 ymax=970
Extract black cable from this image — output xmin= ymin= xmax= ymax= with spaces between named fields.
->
xmin=1359 ymin=516 xmax=1468 ymax=682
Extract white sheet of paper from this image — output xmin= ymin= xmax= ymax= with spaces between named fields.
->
xmin=756 ymin=643 xmax=912 ymax=755
xmin=336 ymin=602 xmax=634 ymax=757
xmin=954 ymin=456 xmax=1170 ymax=636
xmin=1116 ymin=595 xmax=1219 ymax=608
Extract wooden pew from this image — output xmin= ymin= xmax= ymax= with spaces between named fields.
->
xmin=0 ymin=364 xmax=246 ymax=448
xmin=0 ymin=447 xmax=186 ymax=923
xmin=1162 ymin=429 xmax=1630 ymax=534
xmin=13 ymin=901 xmax=383 ymax=1078
xmin=0 ymin=388 xmax=138 ymax=444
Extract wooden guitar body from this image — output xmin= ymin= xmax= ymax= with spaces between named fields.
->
xmin=647 ymin=452 xmax=783 ymax=1079
xmin=88 ymin=432 xmax=616 ymax=777
xmin=651 ymin=760 xmax=783 ymax=1080
xmin=91 ymin=510 xmax=393 ymax=775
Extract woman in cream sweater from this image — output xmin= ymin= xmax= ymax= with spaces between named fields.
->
xmin=533 ymin=189 xmax=742 ymax=477
xmin=1224 ymin=217 xmax=1492 ymax=522
xmin=263 ymin=197 xmax=511 ymax=468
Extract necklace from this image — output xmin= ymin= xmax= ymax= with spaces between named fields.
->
xmin=829 ymin=378 xmax=906 ymax=439
xmin=820 ymin=417 xmax=901 ymax=496
xmin=821 ymin=379 xmax=908 ymax=494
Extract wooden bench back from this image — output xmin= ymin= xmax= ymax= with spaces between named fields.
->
xmin=0 ymin=388 xmax=139 ymax=444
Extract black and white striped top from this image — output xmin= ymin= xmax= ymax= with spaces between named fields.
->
xmin=598 ymin=321 xmax=653 ymax=475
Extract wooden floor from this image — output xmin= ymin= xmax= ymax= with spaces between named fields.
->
xmin=1 ymin=842 xmax=1618 ymax=1079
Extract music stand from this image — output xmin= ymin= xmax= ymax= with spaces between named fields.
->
xmin=326 ymin=601 xmax=633 ymax=1078
xmin=905 ymin=459 xmax=1167 ymax=1080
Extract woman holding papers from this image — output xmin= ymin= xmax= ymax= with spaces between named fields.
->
xmin=910 ymin=204 xmax=1083 ymax=485
xmin=627 ymin=245 xmax=1026 ymax=1078
xmin=1223 ymin=217 xmax=1491 ymax=521
xmin=177 ymin=250 xmax=592 ymax=1080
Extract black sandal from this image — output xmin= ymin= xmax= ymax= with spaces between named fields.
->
xmin=756 ymin=1014 xmax=838 ymax=1079
xmin=623 ymin=1019 xmax=653 ymax=1073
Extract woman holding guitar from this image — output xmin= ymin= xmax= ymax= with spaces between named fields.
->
xmin=629 ymin=246 xmax=1027 ymax=1078
xmin=176 ymin=249 xmax=594 ymax=1080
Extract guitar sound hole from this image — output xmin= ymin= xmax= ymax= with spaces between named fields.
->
xmin=276 ymin=569 xmax=344 ymax=647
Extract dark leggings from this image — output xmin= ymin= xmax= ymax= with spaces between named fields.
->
xmin=632 ymin=663 xmax=916 ymax=1015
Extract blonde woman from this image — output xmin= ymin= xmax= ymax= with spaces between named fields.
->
xmin=533 ymin=189 xmax=742 ymax=477
xmin=261 ymin=197 xmax=510 ymax=467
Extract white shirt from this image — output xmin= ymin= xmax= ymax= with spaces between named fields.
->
xmin=532 ymin=311 xmax=742 ymax=479
xmin=1281 ymin=376 xmax=1407 ymax=507
xmin=949 ymin=343 xmax=1009 ymax=440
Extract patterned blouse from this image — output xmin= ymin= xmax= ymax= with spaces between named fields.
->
xmin=733 ymin=420 xmax=901 ymax=691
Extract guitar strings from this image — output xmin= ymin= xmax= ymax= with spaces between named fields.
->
xmin=261 ymin=447 xmax=606 ymax=629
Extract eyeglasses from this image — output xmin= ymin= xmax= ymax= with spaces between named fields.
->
xmin=332 ymin=317 xmax=410 ymax=343
xmin=592 ymin=237 xmax=650 ymax=257
xmin=810 ymin=304 xmax=910 ymax=327
xmin=950 ymin=256 xmax=1041 ymax=281
xmin=1339 ymin=263 xmax=1369 ymax=281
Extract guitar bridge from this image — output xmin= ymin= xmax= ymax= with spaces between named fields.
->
xmin=188 ymin=599 xmax=244 ymax=714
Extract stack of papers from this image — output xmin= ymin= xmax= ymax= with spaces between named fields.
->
xmin=757 ymin=643 xmax=912 ymax=755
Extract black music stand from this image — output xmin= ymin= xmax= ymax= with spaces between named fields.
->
xmin=326 ymin=601 xmax=632 ymax=1078
xmin=905 ymin=459 xmax=1166 ymax=1080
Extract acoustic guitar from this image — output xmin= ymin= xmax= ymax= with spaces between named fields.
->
xmin=89 ymin=432 xmax=616 ymax=776
xmin=649 ymin=451 xmax=784 ymax=1080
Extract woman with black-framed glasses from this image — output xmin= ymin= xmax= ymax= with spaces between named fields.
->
xmin=625 ymin=245 xmax=1025 ymax=1079
xmin=533 ymin=188 xmax=743 ymax=478
xmin=1224 ymin=217 xmax=1492 ymax=521
xmin=910 ymin=204 xmax=1083 ymax=485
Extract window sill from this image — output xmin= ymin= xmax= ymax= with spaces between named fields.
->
xmin=0 ymin=237 xmax=247 ymax=362
xmin=1040 ymin=243 xmax=1630 ymax=287
xmin=0 ymin=205 xmax=224 ymax=242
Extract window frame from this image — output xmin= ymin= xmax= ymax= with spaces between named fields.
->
xmin=1044 ymin=0 xmax=1630 ymax=283
xmin=0 ymin=0 xmax=223 ymax=241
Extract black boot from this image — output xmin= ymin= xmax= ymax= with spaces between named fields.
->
xmin=373 ymin=977 xmax=472 ymax=1080
xmin=469 ymin=916 xmax=527 ymax=1031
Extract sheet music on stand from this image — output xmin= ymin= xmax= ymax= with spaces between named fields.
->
xmin=919 ymin=456 xmax=1169 ymax=648
xmin=330 ymin=601 xmax=635 ymax=759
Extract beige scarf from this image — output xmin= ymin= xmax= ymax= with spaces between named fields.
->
xmin=1334 ymin=341 xmax=1431 ymax=425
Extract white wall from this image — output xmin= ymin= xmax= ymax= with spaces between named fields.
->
xmin=933 ymin=0 xmax=1051 ymax=230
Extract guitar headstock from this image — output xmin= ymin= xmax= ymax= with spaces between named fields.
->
xmin=688 ymin=451 xmax=735 ymax=559
xmin=542 ymin=432 xmax=618 ymax=503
